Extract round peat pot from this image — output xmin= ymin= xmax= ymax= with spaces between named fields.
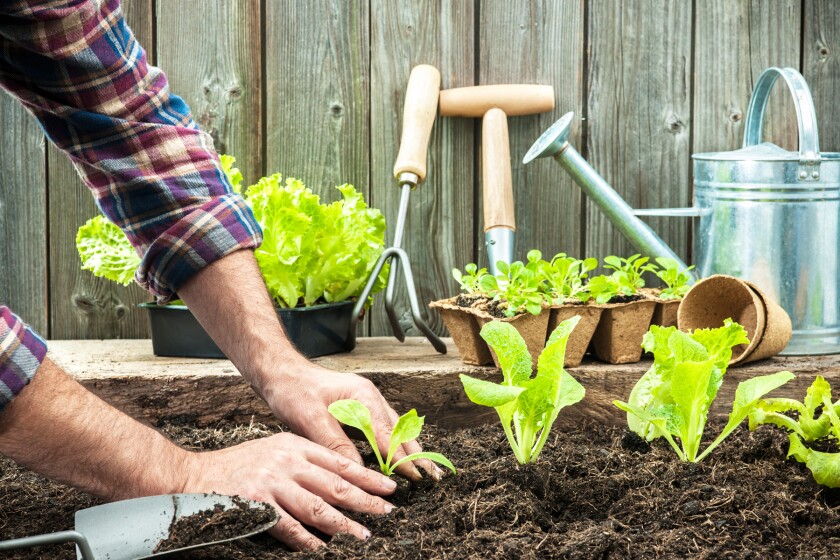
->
xmin=141 ymin=301 xmax=357 ymax=359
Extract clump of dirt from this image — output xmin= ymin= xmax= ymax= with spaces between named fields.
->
xmin=606 ymin=294 xmax=644 ymax=304
xmin=153 ymin=496 xmax=276 ymax=553
xmin=3 ymin=420 xmax=840 ymax=559
xmin=455 ymin=293 xmax=488 ymax=308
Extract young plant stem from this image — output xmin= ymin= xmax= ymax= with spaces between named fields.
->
xmin=500 ymin=415 xmax=526 ymax=464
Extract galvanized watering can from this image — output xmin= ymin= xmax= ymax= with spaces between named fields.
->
xmin=524 ymin=67 xmax=840 ymax=356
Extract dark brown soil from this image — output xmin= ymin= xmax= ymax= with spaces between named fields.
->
xmin=607 ymin=294 xmax=645 ymax=304
xmin=2 ymin=420 xmax=840 ymax=559
xmin=455 ymin=294 xmax=489 ymax=309
xmin=153 ymin=495 xmax=276 ymax=553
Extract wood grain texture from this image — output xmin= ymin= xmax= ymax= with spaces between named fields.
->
xmin=47 ymin=0 xmax=154 ymax=340
xmin=157 ymin=0 xmax=262 ymax=185
xmin=585 ymin=0 xmax=693 ymax=267
xmin=693 ymin=1 xmax=801 ymax=156
xmin=50 ymin=337 xmax=839 ymax=429
xmin=265 ymin=0 xmax=370 ymax=195
xmin=803 ymin=0 xmax=840 ymax=152
xmin=369 ymin=0 xmax=476 ymax=336
xmin=479 ymin=0 xmax=584 ymax=263
xmin=0 ymin=98 xmax=47 ymax=333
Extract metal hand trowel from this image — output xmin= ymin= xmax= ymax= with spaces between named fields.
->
xmin=0 ymin=493 xmax=279 ymax=560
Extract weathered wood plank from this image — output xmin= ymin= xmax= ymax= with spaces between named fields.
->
xmin=803 ymin=0 xmax=840 ymax=152
xmin=0 ymin=95 xmax=47 ymax=334
xmin=693 ymin=1 xmax=801 ymax=156
xmin=369 ymin=0 xmax=476 ymax=337
xmin=47 ymin=0 xmax=154 ymax=340
xmin=264 ymin=0 xmax=369 ymax=196
xmin=479 ymin=0 xmax=584 ymax=263
xmin=157 ymin=0 xmax=263 ymax=185
xmin=585 ymin=0 xmax=693 ymax=266
xmin=49 ymin=337 xmax=837 ymax=430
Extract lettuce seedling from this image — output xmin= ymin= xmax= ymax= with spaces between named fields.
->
xmin=76 ymin=215 xmax=141 ymax=286
xmin=479 ymin=256 xmax=548 ymax=317
xmin=654 ymin=257 xmax=694 ymax=300
xmin=604 ymin=254 xmax=657 ymax=290
xmin=540 ymin=253 xmax=598 ymax=304
xmin=587 ymin=273 xmax=637 ymax=304
xmin=453 ymin=263 xmax=489 ymax=295
xmin=328 ymin=399 xmax=456 ymax=477
xmin=749 ymin=376 xmax=840 ymax=487
xmin=614 ymin=321 xmax=794 ymax=462
xmin=459 ymin=317 xmax=586 ymax=464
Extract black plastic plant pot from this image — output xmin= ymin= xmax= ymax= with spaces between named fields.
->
xmin=140 ymin=300 xmax=358 ymax=359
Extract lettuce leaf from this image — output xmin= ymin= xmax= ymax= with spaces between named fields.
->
xmin=76 ymin=215 xmax=141 ymax=286
xmin=245 ymin=175 xmax=388 ymax=308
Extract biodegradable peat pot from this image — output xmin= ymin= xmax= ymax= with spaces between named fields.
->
xmin=548 ymin=303 xmax=604 ymax=367
xmin=590 ymin=298 xmax=658 ymax=364
xmin=476 ymin=308 xmax=550 ymax=369
xmin=678 ymin=275 xmax=792 ymax=365
xmin=429 ymin=297 xmax=493 ymax=366
xmin=641 ymin=288 xmax=681 ymax=328
xmin=141 ymin=300 xmax=357 ymax=359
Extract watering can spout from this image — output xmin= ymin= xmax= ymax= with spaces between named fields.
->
xmin=524 ymin=111 xmax=696 ymax=281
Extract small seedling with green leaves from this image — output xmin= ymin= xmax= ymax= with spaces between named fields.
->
xmin=540 ymin=253 xmax=598 ymax=304
xmin=327 ymin=400 xmax=456 ymax=477
xmin=459 ymin=317 xmax=586 ymax=464
xmin=749 ymin=376 xmax=840 ymax=487
xmin=587 ymin=273 xmax=636 ymax=304
xmin=479 ymin=254 xmax=547 ymax=317
xmin=654 ymin=257 xmax=694 ymax=300
xmin=452 ymin=263 xmax=489 ymax=295
xmin=614 ymin=321 xmax=794 ymax=462
xmin=603 ymin=254 xmax=657 ymax=291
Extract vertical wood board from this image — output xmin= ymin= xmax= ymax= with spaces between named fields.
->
xmin=804 ymin=0 xmax=840 ymax=152
xmin=369 ymin=0 xmax=476 ymax=336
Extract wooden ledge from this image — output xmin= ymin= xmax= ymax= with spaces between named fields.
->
xmin=49 ymin=338 xmax=840 ymax=429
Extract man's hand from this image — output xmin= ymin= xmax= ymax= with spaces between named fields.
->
xmin=260 ymin=362 xmax=444 ymax=481
xmin=178 ymin=250 xmax=442 ymax=480
xmin=182 ymin=432 xmax=396 ymax=550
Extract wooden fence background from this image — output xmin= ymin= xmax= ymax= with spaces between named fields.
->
xmin=1 ymin=0 xmax=837 ymax=340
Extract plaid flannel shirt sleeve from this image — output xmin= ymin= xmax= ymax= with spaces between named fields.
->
xmin=0 ymin=0 xmax=263 ymax=303
xmin=0 ymin=307 xmax=47 ymax=412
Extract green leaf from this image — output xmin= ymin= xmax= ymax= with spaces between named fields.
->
xmin=698 ymin=371 xmax=795 ymax=462
xmin=390 ymin=451 xmax=456 ymax=475
xmin=788 ymin=433 xmax=840 ymax=488
xmin=670 ymin=359 xmax=717 ymax=461
xmin=387 ymin=409 xmax=425 ymax=467
xmin=328 ymin=399 xmax=384 ymax=470
xmin=480 ymin=321 xmax=533 ymax=386
xmin=76 ymin=215 xmax=141 ymax=286
xmin=460 ymin=374 xmax=525 ymax=408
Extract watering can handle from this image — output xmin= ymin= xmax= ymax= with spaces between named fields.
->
xmin=742 ymin=67 xmax=821 ymax=176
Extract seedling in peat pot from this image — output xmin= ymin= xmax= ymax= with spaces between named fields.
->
xmin=614 ymin=321 xmax=794 ymax=462
xmin=459 ymin=317 xmax=586 ymax=464
xmin=587 ymin=273 xmax=635 ymax=304
xmin=540 ymin=253 xmax=598 ymax=304
xmin=654 ymin=257 xmax=694 ymax=300
xmin=480 ymin=253 xmax=548 ymax=317
xmin=453 ymin=263 xmax=489 ymax=295
xmin=603 ymin=254 xmax=657 ymax=291
xmin=328 ymin=400 xmax=456 ymax=477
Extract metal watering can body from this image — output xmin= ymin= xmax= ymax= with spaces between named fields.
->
xmin=692 ymin=67 xmax=840 ymax=355
xmin=524 ymin=67 xmax=840 ymax=356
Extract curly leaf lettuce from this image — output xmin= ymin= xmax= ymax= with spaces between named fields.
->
xmin=245 ymin=174 xmax=387 ymax=308
xmin=76 ymin=215 xmax=141 ymax=286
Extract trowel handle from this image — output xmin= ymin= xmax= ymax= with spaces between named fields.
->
xmin=482 ymin=108 xmax=515 ymax=232
xmin=393 ymin=64 xmax=441 ymax=184
xmin=0 ymin=530 xmax=95 ymax=560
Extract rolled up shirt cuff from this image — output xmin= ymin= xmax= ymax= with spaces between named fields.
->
xmin=0 ymin=306 xmax=48 ymax=413
xmin=135 ymin=193 xmax=263 ymax=303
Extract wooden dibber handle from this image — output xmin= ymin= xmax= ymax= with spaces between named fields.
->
xmin=440 ymin=84 xmax=554 ymax=117
xmin=393 ymin=64 xmax=441 ymax=183
xmin=482 ymin=108 xmax=515 ymax=232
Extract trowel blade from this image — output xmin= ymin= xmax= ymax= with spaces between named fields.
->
xmin=74 ymin=493 xmax=278 ymax=560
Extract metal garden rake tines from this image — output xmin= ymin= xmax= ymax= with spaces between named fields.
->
xmin=350 ymin=64 xmax=446 ymax=354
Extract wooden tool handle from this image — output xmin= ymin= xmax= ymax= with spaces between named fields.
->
xmin=482 ymin=108 xmax=515 ymax=232
xmin=393 ymin=65 xmax=441 ymax=183
xmin=440 ymin=84 xmax=554 ymax=117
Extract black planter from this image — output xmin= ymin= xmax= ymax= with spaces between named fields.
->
xmin=141 ymin=300 xmax=357 ymax=359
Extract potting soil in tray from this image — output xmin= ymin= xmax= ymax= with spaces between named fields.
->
xmin=2 ymin=420 xmax=840 ymax=559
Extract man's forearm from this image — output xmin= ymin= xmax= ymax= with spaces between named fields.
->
xmin=0 ymin=358 xmax=192 ymax=501
xmin=177 ymin=248 xmax=306 ymax=402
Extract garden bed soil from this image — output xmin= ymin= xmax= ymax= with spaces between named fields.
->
xmin=2 ymin=419 xmax=840 ymax=559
